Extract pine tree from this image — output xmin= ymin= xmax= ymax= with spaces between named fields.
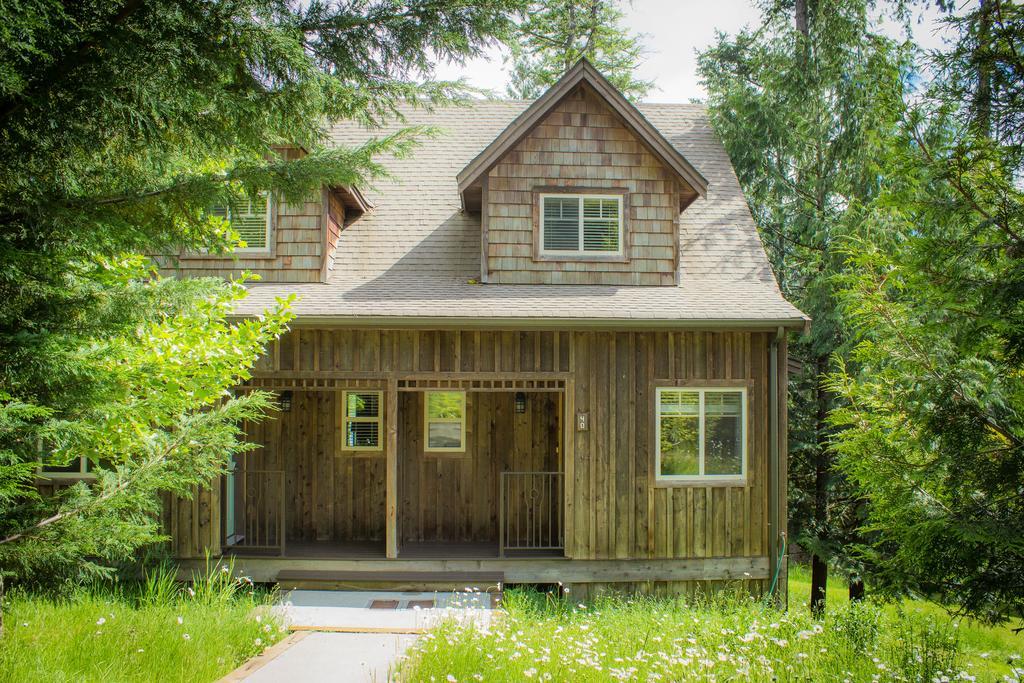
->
xmin=827 ymin=0 xmax=1024 ymax=623
xmin=506 ymin=0 xmax=652 ymax=100
xmin=0 ymin=0 xmax=522 ymax=586
xmin=698 ymin=0 xmax=910 ymax=615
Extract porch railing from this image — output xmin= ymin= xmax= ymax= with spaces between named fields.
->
xmin=499 ymin=471 xmax=564 ymax=556
xmin=224 ymin=468 xmax=285 ymax=556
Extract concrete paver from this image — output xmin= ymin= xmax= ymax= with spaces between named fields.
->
xmin=242 ymin=632 xmax=418 ymax=683
xmin=233 ymin=590 xmax=495 ymax=681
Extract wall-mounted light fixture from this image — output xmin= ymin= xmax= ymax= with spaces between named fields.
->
xmin=514 ymin=391 xmax=527 ymax=414
xmin=279 ymin=390 xmax=293 ymax=412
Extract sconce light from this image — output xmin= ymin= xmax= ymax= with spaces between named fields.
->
xmin=279 ymin=390 xmax=293 ymax=412
xmin=514 ymin=392 xmax=527 ymax=414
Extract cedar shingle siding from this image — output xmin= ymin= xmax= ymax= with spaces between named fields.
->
xmin=485 ymin=84 xmax=679 ymax=285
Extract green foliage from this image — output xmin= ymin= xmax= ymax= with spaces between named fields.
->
xmin=398 ymin=580 xmax=1016 ymax=682
xmin=506 ymin=0 xmax=652 ymax=100
xmin=825 ymin=0 xmax=1024 ymax=624
xmin=0 ymin=558 xmax=282 ymax=683
xmin=697 ymin=0 xmax=912 ymax=607
xmin=0 ymin=268 xmax=292 ymax=582
xmin=0 ymin=0 xmax=523 ymax=584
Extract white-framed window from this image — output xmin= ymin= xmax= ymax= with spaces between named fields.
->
xmin=342 ymin=390 xmax=383 ymax=451
xmin=655 ymin=387 xmax=746 ymax=483
xmin=423 ymin=391 xmax=466 ymax=452
xmin=210 ymin=193 xmax=272 ymax=251
xmin=539 ymin=193 xmax=623 ymax=256
xmin=39 ymin=456 xmax=96 ymax=479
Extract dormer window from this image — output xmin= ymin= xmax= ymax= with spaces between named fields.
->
xmin=210 ymin=193 xmax=272 ymax=251
xmin=538 ymin=192 xmax=624 ymax=258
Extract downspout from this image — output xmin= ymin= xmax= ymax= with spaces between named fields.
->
xmin=768 ymin=326 xmax=785 ymax=606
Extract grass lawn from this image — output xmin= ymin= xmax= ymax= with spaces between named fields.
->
xmin=401 ymin=567 xmax=1024 ymax=682
xmin=0 ymin=562 xmax=284 ymax=683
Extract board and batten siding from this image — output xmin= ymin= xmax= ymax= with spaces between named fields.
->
xmin=165 ymin=327 xmax=786 ymax=595
xmin=484 ymin=83 xmax=682 ymax=285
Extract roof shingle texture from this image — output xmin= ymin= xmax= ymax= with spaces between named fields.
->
xmin=236 ymin=101 xmax=806 ymax=326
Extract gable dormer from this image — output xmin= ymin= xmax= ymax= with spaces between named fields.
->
xmin=458 ymin=60 xmax=707 ymax=286
xmin=157 ymin=145 xmax=371 ymax=284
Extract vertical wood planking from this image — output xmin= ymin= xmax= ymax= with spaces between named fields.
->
xmin=167 ymin=326 xmax=779 ymax=590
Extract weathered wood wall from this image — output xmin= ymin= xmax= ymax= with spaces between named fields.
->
xmin=484 ymin=83 xmax=681 ymax=285
xmin=566 ymin=331 xmax=771 ymax=562
xmin=398 ymin=391 xmax=559 ymax=543
xmin=166 ymin=327 xmax=786 ymax=593
xmin=239 ymin=390 xmax=387 ymax=545
xmin=157 ymin=191 xmax=325 ymax=283
xmin=259 ymin=329 xmax=572 ymax=376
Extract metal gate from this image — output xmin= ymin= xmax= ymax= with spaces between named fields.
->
xmin=499 ymin=471 xmax=564 ymax=556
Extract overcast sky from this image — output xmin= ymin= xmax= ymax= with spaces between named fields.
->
xmin=434 ymin=0 xmax=952 ymax=102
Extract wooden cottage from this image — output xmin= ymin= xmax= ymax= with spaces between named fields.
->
xmin=161 ymin=60 xmax=806 ymax=598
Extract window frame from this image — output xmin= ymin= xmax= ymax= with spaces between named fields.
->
xmin=224 ymin=192 xmax=274 ymax=254
xmin=534 ymin=188 xmax=629 ymax=262
xmin=423 ymin=390 xmax=467 ymax=453
xmin=341 ymin=390 xmax=384 ymax=453
xmin=191 ymin=192 xmax=276 ymax=258
xmin=38 ymin=456 xmax=96 ymax=480
xmin=654 ymin=385 xmax=748 ymax=485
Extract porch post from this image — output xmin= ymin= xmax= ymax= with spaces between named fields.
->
xmin=385 ymin=377 xmax=399 ymax=558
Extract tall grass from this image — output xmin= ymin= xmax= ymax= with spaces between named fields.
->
xmin=400 ymin=583 xmax=1023 ymax=682
xmin=0 ymin=558 xmax=283 ymax=683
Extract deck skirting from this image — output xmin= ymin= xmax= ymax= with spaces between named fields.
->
xmin=179 ymin=555 xmax=769 ymax=585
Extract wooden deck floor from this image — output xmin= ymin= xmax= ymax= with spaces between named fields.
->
xmin=225 ymin=540 xmax=563 ymax=560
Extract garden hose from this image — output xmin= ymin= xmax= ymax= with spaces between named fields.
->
xmin=765 ymin=532 xmax=788 ymax=604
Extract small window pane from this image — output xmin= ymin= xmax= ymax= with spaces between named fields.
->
xmin=542 ymin=197 xmax=579 ymax=251
xmin=231 ymin=195 xmax=269 ymax=249
xmin=345 ymin=392 xmax=380 ymax=419
xmin=582 ymin=198 xmax=620 ymax=252
xmin=428 ymin=422 xmax=462 ymax=449
xmin=704 ymin=392 xmax=743 ymax=475
xmin=426 ymin=392 xmax=463 ymax=420
xmin=41 ymin=457 xmax=86 ymax=474
xmin=346 ymin=421 xmax=380 ymax=449
xmin=660 ymin=415 xmax=700 ymax=476
xmin=210 ymin=195 xmax=269 ymax=249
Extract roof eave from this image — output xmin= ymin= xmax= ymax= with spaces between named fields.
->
xmin=457 ymin=59 xmax=709 ymax=201
xmin=233 ymin=313 xmax=808 ymax=332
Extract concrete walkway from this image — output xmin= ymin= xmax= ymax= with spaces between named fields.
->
xmin=242 ymin=631 xmax=419 ymax=682
xmin=224 ymin=589 xmax=497 ymax=682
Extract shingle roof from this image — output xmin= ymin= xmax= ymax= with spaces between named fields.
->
xmin=235 ymin=100 xmax=807 ymax=328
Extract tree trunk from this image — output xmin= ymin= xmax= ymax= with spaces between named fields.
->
xmin=795 ymin=0 xmax=809 ymax=36
xmin=809 ymin=354 xmax=830 ymax=618
xmin=810 ymin=553 xmax=828 ymax=617
xmin=972 ymin=0 xmax=993 ymax=136
xmin=849 ymin=577 xmax=865 ymax=602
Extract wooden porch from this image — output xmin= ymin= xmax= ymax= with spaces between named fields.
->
xmin=222 ymin=380 xmax=567 ymax=561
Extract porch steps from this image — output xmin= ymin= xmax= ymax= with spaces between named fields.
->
xmin=275 ymin=569 xmax=504 ymax=593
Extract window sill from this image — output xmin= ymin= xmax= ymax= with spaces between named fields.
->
xmin=36 ymin=473 xmax=97 ymax=481
xmin=533 ymin=253 xmax=630 ymax=264
xmin=653 ymin=478 xmax=747 ymax=488
xmin=180 ymin=249 xmax=274 ymax=259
